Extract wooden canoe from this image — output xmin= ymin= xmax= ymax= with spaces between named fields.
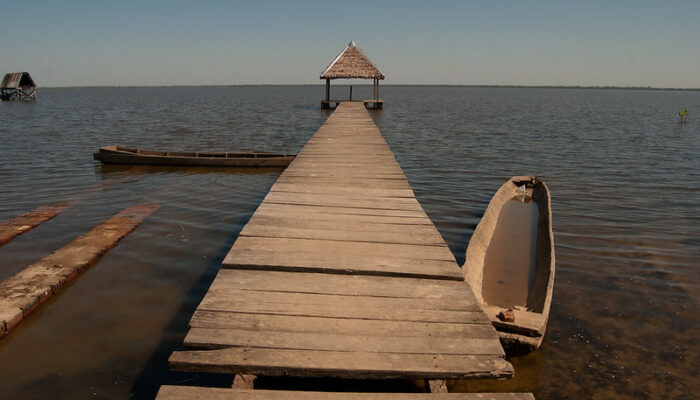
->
xmin=93 ymin=146 xmax=295 ymax=167
xmin=463 ymin=176 xmax=555 ymax=355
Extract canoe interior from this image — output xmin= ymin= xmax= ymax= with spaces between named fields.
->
xmin=463 ymin=176 xmax=555 ymax=348
xmin=111 ymin=145 xmax=290 ymax=159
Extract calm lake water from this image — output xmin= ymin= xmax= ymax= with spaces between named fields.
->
xmin=1 ymin=86 xmax=698 ymax=399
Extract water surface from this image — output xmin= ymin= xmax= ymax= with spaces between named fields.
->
xmin=1 ymin=86 xmax=698 ymax=399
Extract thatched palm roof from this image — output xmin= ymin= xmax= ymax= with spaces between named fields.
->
xmin=320 ymin=42 xmax=385 ymax=80
xmin=1 ymin=72 xmax=36 ymax=89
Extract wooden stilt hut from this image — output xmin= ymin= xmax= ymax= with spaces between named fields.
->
xmin=1 ymin=72 xmax=36 ymax=101
xmin=320 ymin=41 xmax=385 ymax=109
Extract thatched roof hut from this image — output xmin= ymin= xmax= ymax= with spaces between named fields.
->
xmin=320 ymin=42 xmax=384 ymax=109
xmin=321 ymin=42 xmax=385 ymax=80
xmin=1 ymin=72 xmax=36 ymax=101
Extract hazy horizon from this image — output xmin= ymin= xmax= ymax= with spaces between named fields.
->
xmin=35 ymin=84 xmax=700 ymax=90
xmin=2 ymin=1 xmax=699 ymax=88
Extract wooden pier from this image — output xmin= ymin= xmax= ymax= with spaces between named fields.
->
xmin=164 ymin=103 xmax=528 ymax=398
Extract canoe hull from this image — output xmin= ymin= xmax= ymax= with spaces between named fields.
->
xmin=94 ymin=146 xmax=295 ymax=168
xmin=464 ymin=176 xmax=555 ymax=355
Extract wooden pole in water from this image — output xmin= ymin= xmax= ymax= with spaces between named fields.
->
xmin=349 ymin=85 xmax=353 ymax=101
xmin=325 ymin=79 xmax=330 ymax=101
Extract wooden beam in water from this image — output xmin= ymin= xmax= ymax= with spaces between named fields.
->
xmin=0 ymin=204 xmax=159 ymax=338
xmin=0 ymin=202 xmax=73 ymax=246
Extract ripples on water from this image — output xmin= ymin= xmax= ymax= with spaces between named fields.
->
xmin=0 ymin=86 xmax=698 ymax=399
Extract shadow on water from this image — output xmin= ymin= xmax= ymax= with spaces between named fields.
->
xmin=128 ymin=231 xmax=239 ymax=397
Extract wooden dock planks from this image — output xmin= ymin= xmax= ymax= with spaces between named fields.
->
xmin=168 ymin=102 xmax=513 ymax=383
xmin=222 ymin=103 xmax=461 ymax=280
xmin=0 ymin=202 xmax=73 ymax=246
xmin=156 ymin=387 xmax=536 ymax=400
xmin=0 ymin=205 xmax=158 ymax=337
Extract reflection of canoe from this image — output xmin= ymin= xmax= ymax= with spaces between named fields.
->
xmin=464 ymin=176 xmax=555 ymax=355
xmin=93 ymin=146 xmax=295 ymax=167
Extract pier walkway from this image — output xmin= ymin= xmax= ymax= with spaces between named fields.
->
xmin=166 ymin=103 xmax=518 ymax=395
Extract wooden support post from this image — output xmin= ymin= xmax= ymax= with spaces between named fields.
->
xmin=232 ymin=374 xmax=256 ymax=389
xmin=374 ymin=78 xmax=378 ymax=101
xmin=349 ymin=85 xmax=353 ymax=101
xmin=325 ymin=79 xmax=330 ymax=101
xmin=425 ymin=379 xmax=448 ymax=393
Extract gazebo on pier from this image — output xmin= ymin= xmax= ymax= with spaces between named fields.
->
xmin=1 ymin=72 xmax=36 ymax=101
xmin=320 ymin=41 xmax=385 ymax=109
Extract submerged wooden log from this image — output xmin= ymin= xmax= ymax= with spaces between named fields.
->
xmin=0 ymin=204 xmax=158 ymax=338
xmin=0 ymin=202 xmax=73 ymax=246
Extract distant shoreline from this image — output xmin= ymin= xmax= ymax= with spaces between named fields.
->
xmin=39 ymin=84 xmax=700 ymax=91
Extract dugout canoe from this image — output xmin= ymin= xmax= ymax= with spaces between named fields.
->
xmin=94 ymin=146 xmax=295 ymax=167
xmin=463 ymin=176 xmax=555 ymax=355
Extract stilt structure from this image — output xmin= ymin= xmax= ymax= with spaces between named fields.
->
xmin=320 ymin=42 xmax=384 ymax=110
xmin=1 ymin=72 xmax=36 ymax=102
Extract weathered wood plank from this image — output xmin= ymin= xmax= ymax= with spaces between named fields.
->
xmin=270 ymin=183 xmax=415 ymax=198
xmin=189 ymin=311 xmax=496 ymax=338
xmin=200 ymin=289 xmax=481 ymax=312
xmin=169 ymin=347 xmax=513 ymax=379
xmin=156 ymin=387 xmax=536 ymax=400
xmin=184 ymin=328 xmax=504 ymax=355
xmin=276 ymin=176 xmax=413 ymax=189
xmin=251 ymin=207 xmax=432 ymax=225
xmin=198 ymin=297 xmax=486 ymax=323
xmin=281 ymin=173 xmax=406 ymax=180
xmin=229 ymin=237 xmax=456 ymax=262
xmin=211 ymin=270 xmax=468 ymax=299
xmin=0 ymin=202 xmax=73 ymax=246
xmin=246 ymin=215 xmax=441 ymax=234
xmin=255 ymin=202 xmax=430 ymax=220
xmin=284 ymin=164 xmax=404 ymax=174
xmin=240 ymin=225 xmax=447 ymax=246
xmin=222 ymin=248 xmax=463 ymax=280
xmin=262 ymin=191 xmax=424 ymax=212
xmin=269 ymin=185 xmax=416 ymax=200
xmin=0 ymin=205 xmax=158 ymax=337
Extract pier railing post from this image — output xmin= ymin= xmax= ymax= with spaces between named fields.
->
xmin=374 ymin=78 xmax=378 ymax=101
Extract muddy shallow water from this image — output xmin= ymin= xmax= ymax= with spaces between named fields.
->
xmin=1 ymin=86 xmax=699 ymax=399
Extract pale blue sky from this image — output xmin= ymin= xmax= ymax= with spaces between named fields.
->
xmin=1 ymin=1 xmax=698 ymax=88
